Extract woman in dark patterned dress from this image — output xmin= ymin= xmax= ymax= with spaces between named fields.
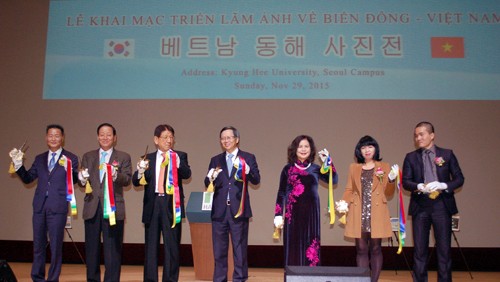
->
xmin=274 ymin=135 xmax=338 ymax=267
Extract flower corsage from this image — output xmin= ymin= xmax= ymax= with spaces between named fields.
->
xmin=435 ymin=157 xmax=445 ymax=166
xmin=375 ymin=167 xmax=384 ymax=182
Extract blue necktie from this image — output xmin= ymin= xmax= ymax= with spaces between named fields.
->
xmin=48 ymin=152 xmax=56 ymax=171
xmin=226 ymin=153 xmax=233 ymax=201
xmin=226 ymin=153 xmax=233 ymax=175
xmin=100 ymin=152 xmax=107 ymax=181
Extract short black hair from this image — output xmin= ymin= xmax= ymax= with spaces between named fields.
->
xmin=46 ymin=124 xmax=64 ymax=135
xmin=415 ymin=121 xmax=435 ymax=134
xmin=354 ymin=135 xmax=382 ymax=163
xmin=287 ymin=135 xmax=317 ymax=164
xmin=97 ymin=123 xmax=116 ymax=135
xmin=154 ymin=124 xmax=175 ymax=137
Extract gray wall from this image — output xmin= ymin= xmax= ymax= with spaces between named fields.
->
xmin=1 ymin=0 xmax=499 ymax=248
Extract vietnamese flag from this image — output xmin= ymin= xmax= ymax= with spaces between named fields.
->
xmin=431 ymin=37 xmax=465 ymax=58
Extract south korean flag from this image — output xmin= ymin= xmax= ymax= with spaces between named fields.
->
xmin=104 ymin=39 xmax=135 ymax=59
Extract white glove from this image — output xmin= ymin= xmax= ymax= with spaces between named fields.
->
xmin=207 ymin=167 xmax=223 ymax=182
xmin=335 ymin=200 xmax=349 ymax=213
xmin=388 ymin=164 xmax=399 ymax=181
xmin=136 ymin=159 xmax=149 ymax=178
xmin=426 ymin=181 xmax=448 ymax=192
xmin=111 ymin=166 xmax=118 ymax=181
xmin=175 ymin=153 xmax=180 ymax=168
xmin=78 ymin=168 xmax=89 ymax=185
xmin=9 ymin=148 xmax=24 ymax=170
xmin=318 ymin=148 xmax=329 ymax=163
xmin=417 ymin=183 xmax=429 ymax=194
xmin=234 ymin=157 xmax=250 ymax=174
xmin=274 ymin=216 xmax=284 ymax=228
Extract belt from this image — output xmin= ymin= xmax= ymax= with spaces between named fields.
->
xmin=157 ymin=193 xmax=165 ymax=197
xmin=226 ymin=200 xmax=231 ymax=206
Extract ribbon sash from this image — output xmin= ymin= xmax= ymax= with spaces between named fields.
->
xmin=320 ymin=155 xmax=336 ymax=224
xmin=165 ymin=151 xmax=181 ymax=227
xmin=234 ymin=157 xmax=247 ymax=218
xmin=64 ymin=157 xmax=77 ymax=216
xmin=103 ymin=164 xmax=116 ymax=226
xmin=396 ymin=169 xmax=406 ymax=254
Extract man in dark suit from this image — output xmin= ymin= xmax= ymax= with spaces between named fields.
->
xmin=132 ymin=124 xmax=191 ymax=282
xmin=78 ymin=123 xmax=131 ymax=281
xmin=10 ymin=124 xmax=79 ymax=282
xmin=403 ymin=121 xmax=465 ymax=282
xmin=204 ymin=126 xmax=261 ymax=282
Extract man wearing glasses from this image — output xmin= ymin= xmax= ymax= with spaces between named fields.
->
xmin=204 ymin=126 xmax=261 ymax=282
xmin=133 ymin=124 xmax=191 ymax=282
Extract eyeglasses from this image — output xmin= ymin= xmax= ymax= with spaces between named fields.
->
xmin=220 ymin=136 xmax=235 ymax=141
xmin=159 ymin=135 xmax=174 ymax=140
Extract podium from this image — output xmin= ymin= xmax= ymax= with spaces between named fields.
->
xmin=186 ymin=192 xmax=233 ymax=281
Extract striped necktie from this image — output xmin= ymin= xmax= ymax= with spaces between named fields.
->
xmin=100 ymin=152 xmax=107 ymax=181
xmin=48 ymin=152 xmax=56 ymax=171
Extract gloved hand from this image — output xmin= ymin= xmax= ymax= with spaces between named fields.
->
xmin=274 ymin=216 xmax=284 ymax=228
xmin=111 ymin=166 xmax=118 ymax=181
xmin=78 ymin=168 xmax=89 ymax=185
xmin=9 ymin=148 xmax=24 ymax=170
xmin=426 ymin=181 xmax=448 ymax=192
xmin=318 ymin=148 xmax=329 ymax=163
xmin=335 ymin=200 xmax=349 ymax=213
xmin=175 ymin=153 xmax=180 ymax=168
xmin=417 ymin=183 xmax=429 ymax=194
xmin=234 ymin=157 xmax=250 ymax=174
xmin=136 ymin=159 xmax=149 ymax=179
xmin=388 ymin=164 xmax=399 ymax=181
xmin=207 ymin=167 xmax=223 ymax=182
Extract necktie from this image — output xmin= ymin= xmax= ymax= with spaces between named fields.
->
xmin=158 ymin=152 xmax=166 ymax=194
xmin=424 ymin=150 xmax=436 ymax=183
xmin=48 ymin=152 xmax=56 ymax=171
xmin=227 ymin=153 xmax=233 ymax=175
xmin=100 ymin=152 xmax=107 ymax=181
xmin=226 ymin=153 xmax=233 ymax=202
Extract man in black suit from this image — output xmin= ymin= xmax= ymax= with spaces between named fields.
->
xmin=204 ymin=126 xmax=260 ymax=282
xmin=402 ymin=121 xmax=465 ymax=282
xmin=79 ymin=123 xmax=132 ymax=281
xmin=132 ymin=124 xmax=191 ymax=282
xmin=10 ymin=124 xmax=79 ymax=282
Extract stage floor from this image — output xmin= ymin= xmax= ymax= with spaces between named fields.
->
xmin=8 ymin=262 xmax=497 ymax=281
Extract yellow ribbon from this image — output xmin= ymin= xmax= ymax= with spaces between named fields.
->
xmin=206 ymin=182 xmax=214 ymax=192
xmin=85 ymin=181 xmax=93 ymax=194
xmin=139 ymin=175 xmax=148 ymax=185
xmin=272 ymin=227 xmax=281 ymax=240
xmin=8 ymin=162 xmax=15 ymax=174
xmin=339 ymin=213 xmax=347 ymax=225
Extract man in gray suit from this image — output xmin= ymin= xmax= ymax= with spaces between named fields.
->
xmin=79 ymin=123 xmax=132 ymax=282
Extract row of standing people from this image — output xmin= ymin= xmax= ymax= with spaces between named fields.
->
xmin=271 ymin=122 xmax=464 ymax=282
xmin=9 ymin=121 xmax=464 ymax=282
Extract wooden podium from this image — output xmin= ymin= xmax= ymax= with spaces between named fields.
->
xmin=186 ymin=192 xmax=233 ymax=281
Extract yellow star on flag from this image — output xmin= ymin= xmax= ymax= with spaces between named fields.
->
xmin=442 ymin=42 xmax=453 ymax=52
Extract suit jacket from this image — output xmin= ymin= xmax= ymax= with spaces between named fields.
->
xmin=342 ymin=161 xmax=395 ymax=238
xmin=16 ymin=149 xmax=79 ymax=214
xmin=80 ymin=149 xmax=132 ymax=221
xmin=132 ymin=150 xmax=191 ymax=224
xmin=204 ymin=150 xmax=260 ymax=220
xmin=402 ymin=146 xmax=464 ymax=216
